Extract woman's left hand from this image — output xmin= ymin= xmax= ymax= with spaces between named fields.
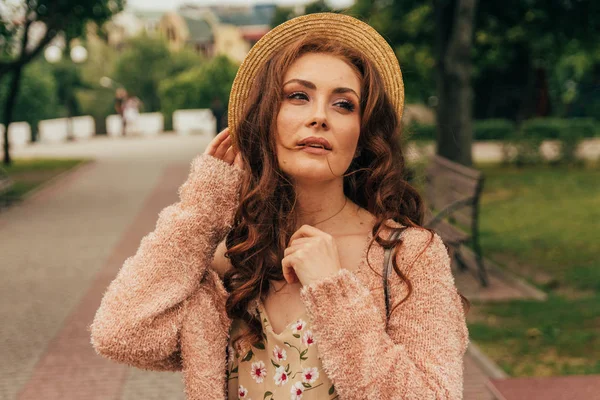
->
xmin=282 ymin=225 xmax=342 ymax=286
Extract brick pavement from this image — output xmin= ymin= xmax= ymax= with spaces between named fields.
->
xmin=2 ymin=135 xmax=499 ymax=399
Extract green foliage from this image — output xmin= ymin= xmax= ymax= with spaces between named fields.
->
xmin=113 ymin=35 xmax=170 ymax=112
xmin=474 ymin=119 xmax=516 ymax=141
xmin=270 ymin=7 xmax=296 ymax=28
xmin=113 ymin=35 xmax=203 ymax=113
xmin=520 ymin=118 xmax=597 ymax=140
xmin=406 ymin=123 xmax=436 ymax=141
xmin=304 ymin=0 xmax=334 ymax=14
xmin=159 ymin=55 xmax=238 ymax=126
xmin=77 ymin=33 xmax=120 ymax=134
xmin=0 ymin=61 xmax=60 ymax=140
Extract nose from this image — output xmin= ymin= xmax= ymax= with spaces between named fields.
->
xmin=307 ymin=101 xmax=328 ymax=130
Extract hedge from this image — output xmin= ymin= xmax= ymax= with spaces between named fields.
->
xmin=407 ymin=118 xmax=598 ymax=141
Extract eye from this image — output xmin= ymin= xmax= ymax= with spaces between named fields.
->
xmin=335 ymin=99 xmax=356 ymax=112
xmin=287 ymin=92 xmax=308 ymax=101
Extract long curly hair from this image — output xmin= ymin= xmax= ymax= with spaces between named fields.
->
xmin=223 ymin=35 xmax=468 ymax=351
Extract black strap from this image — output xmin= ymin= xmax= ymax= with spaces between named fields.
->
xmin=383 ymin=229 xmax=403 ymax=319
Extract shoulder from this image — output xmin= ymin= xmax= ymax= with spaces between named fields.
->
xmin=395 ymin=227 xmax=450 ymax=279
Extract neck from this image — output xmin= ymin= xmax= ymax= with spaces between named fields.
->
xmin=293 ymin=179 xmax=350 ymax=232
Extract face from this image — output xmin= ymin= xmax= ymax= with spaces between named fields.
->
xmin=275 ymin=53 xmax=362 ymax=183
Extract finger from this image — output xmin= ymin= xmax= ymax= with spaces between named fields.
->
xmin=213 ymin=135 xmax=232 ymax=160
xmin=222 ymin=146 xmax=236 ymax=165
xmin=233 ymin=152 xmax=244 ymax=170
xmin=204 ymin=128 xmax=230 ymax=156
xmin=289 ymin=225 xmax=327 ymax=244
xmin=281 ymin=257 xmax=299 ymax=284
xmin=286 ymin=237 xmax=312 ymax=249
xmin=283 ymin=245 xmax=305 ymax=258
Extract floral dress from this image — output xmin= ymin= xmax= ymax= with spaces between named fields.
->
xmin=227 ymin=299 xmax=339 ymax=400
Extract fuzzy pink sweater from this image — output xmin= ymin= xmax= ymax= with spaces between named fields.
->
xmin=90 ymin=154 xmax=469 ymax=399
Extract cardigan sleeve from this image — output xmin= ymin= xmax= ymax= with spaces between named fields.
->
xmin=89 ymin=154 xmax=243 ymax=371
xmin=299 ymin=229 xmax=469 ymax=399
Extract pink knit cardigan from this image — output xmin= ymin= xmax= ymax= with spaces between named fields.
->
xmin=90 ymin=154 xmax=469 ymax=399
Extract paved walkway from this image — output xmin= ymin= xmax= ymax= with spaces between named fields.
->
xmin=2 ymin=134 xmax=498 ymax=399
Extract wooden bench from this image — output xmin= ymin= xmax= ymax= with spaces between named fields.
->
xmin=423 ymin=155 xmax=489 ymax=286
xmin=0 ymin=166 xmax=13 ymax=210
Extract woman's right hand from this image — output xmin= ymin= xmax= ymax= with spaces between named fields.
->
xmin=203 ymin=128 xmax=243 ymax=170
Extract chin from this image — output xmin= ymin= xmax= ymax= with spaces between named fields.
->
xmin=279 ymin=153 xmax=350 ymax=182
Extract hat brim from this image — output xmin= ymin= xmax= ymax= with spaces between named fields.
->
xmin=227 ymin=12 xmax=404 ymax=138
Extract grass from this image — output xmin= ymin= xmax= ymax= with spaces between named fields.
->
xmin=466 ymin=163 xmax=600 ymax=377
xmin=478 ymin=164 xmax=600 ymax=292
xmin=1 ymin=158 xmax=88 ymax=200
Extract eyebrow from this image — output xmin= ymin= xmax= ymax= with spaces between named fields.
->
xmin=283 ymin=79 xmax=360 ymax=99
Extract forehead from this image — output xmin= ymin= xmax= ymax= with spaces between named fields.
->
xmin=283 ymin=53 xmax=361 ymax=92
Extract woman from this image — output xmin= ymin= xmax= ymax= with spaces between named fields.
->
xmin=91 ymin=13 xmax=469 ymax=400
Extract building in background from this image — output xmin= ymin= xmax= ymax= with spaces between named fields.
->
xmin=106 ymin=3 xmax=282 ymax=61
xmin=157 ymin=3 xmax=277 ymax=62
xmin=106 ymin=10 xmax=163 ymax=49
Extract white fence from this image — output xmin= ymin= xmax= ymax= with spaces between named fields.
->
xmin=106 ymin=113 xmax=164 ymax=137
xmin=173 ymin=109 xmax=216 ymax=136
xmin=38 ymin=116 xmax=95 ymax=143
xmin=0 ymin=122 xmax=31 ymax=148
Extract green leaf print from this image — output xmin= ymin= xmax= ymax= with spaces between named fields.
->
xmin=253 ymin=341 xmax=266 ymax=350
xmin=241 ymin=349 xmax=254 ymax=362
xmin=329 ymin=385 xmax=335 ymax=395
xmin=293 ymin=333 xmax=301 ymax=339
xmin=285 ymin=364 xmax=290 ymax=373
xmin=263 ymin=391 xmax=273 ymax=400
xmin=271 ymin=359 xmax=280 ymax=368
xmin=231 ymin=366 xmax=238 ymax=374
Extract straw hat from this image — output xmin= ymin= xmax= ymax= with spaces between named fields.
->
xmin=227 ymin=12 xmax=404 ymax=138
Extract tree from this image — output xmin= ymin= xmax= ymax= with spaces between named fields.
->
xmin=351 ymin=0 xmax=477 ymax=165
xmin=159 ymin=55 xmax=238 ymax=125
xmin=435 ymin=0 xmax=477 ymax=166
xmin=113 ymin=35 xmax=202 ymax=113
xmin=0 ymin=0 xmax=123 ymax=165
xmin=271 ymin=0 xmax=335 ymax=28
xmin=0 ymin=60 xmax=60 ymax=141
xmin=351 ymin=0 xmax=599 ymax=165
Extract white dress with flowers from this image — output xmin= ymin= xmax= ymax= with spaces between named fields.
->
xmin=227 ymin=299 xmax=339 ymax=400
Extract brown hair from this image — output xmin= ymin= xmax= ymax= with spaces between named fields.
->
xmin=223 ymin=35 xmax=469 ymax=351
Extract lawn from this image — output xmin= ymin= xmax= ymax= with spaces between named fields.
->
xmin=1 ymin=158 xmax=88 ymax=201
xmin=467 ymin=164 xmax=600 ymax=377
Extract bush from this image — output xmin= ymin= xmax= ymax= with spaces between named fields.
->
xmin=114 ymin=35 xmax=203 ymax=113
xmin=521 ymin=118 xmax=597 ymax=140
xmin=159 ymin=55 xmax=238 ymax=126
xmin=474 ymin=119 xmax=515 ymax=140
xmin=520 ymin=118 xmax=597 ymax=165
xmin=405 ymin=123 xmax=436 ymax=141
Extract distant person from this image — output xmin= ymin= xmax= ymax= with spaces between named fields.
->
xmin=123 ymin=95 xmax=142 ymax=136
xmin=210 ymin=97 xmax=225 ymax=136
xmin=114 ymin=88 xmax=128 ymax=136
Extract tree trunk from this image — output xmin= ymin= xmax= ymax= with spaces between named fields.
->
xmin=435 ymin=0 xmax=477 ymax=166
xmin=2 ymin=65 xmax=25 ymax=166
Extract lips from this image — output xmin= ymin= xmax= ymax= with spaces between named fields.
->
xmin=296 ymin=136 xmax=332 ymax=151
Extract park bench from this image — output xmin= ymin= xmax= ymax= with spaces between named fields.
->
xmin=423 ymin=155 xmax=489 ymax=286
xmin=0 ymin=166 xmax=13 ymax=210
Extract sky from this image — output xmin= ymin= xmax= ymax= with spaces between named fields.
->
xmin=126 ymin=0 xmax=355 ymax=11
